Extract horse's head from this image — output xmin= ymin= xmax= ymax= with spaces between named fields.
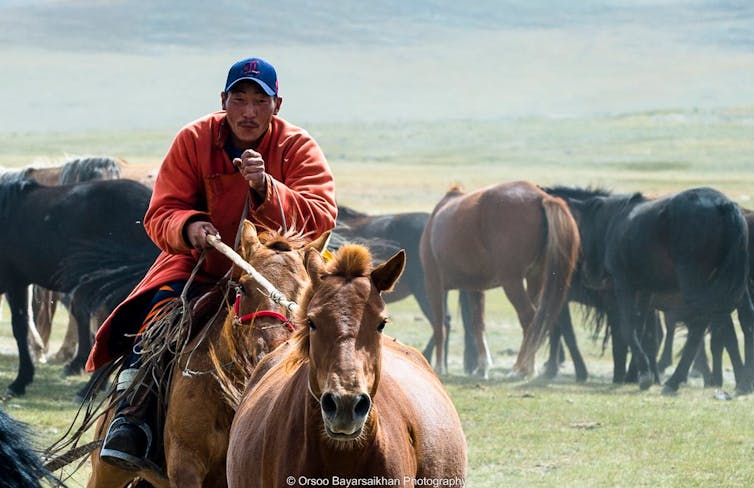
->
xmin=231 ymin=221 xmax=330 ymax=367
xmin=298 ymin=244 xmax=405 ymax=442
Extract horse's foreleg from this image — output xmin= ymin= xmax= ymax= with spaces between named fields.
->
xmin=718 ymin=314 xmax=746 ymax=391
xmin=709 ymin=318 xmax=725 ymax=387
xmin=608 ymin=307 xmax=628 ymax=383
xmin=543 ymin=312 xmax=563 ymax=379
xmin=614 ymin=286 xmax=652 ymax=390
xmin=663 ymin=321 xmax=706 ymax=394
xmin=423 ymin=264 xmax=448 ymax=376
xmin=657 ymin=311 xmax=678 ymax=373
xmin=63 ymin=293 xmax=91 ymax=376
xmin=559 ymin=305 xmax=588 ymax=382
xmin=458 ymin=289 xmax=478 ymax=375
xmin=463 ymin=290 xmax=490 ymax=379
xmin=55 ymin=312 xmax=79 ymax=362
xmin=736 ymin=292 xmax=754 ymax=392
xmin=6 ymin=285 xmax=34 ymax=396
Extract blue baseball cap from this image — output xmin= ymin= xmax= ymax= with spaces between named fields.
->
xmin=224 ymin=57 xmax=278 ymax=96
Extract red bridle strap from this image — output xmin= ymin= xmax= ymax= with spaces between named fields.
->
xmin=233 ymin=294 xmax=295 ymax=332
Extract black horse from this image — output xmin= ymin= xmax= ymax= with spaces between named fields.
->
xmin=0 ymin=175 xmax=158 ymax=396
xmin=549 ymin=186 xmax=753 ymax=394
xmin=336 ymin=205 xmax=476 ymax=372
xmin=657 ymin=207 xmax=754 ymax=388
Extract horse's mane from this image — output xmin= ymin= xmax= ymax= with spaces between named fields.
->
xmin=337 ymin=205 xmax=369 ymax=221
xmin=542 ymin=185 xmax=612 ymax=201
xmin=288 ymin=245 xmax=374 ymax=367
xmin=58 ymin=155 xmax=121 ymax=184
xmin=0 ymin=166 xmax=38 ymax=182
xmin=328 ymin=228 xmax=402 ymax=265
xmin=0 ymin=176 xmax=40 ymax=220
xmin=209 ymin=227 xmax=322 ymax=406
xmin=446 ymin=183 xmax=464 ymax=195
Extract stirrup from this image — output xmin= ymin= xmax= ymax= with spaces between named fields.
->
xmin=100 ymin=416 xmax=153 ymax=472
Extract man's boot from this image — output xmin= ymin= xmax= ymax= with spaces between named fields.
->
xmin=100 ymin=368 xmax=156 ymax=471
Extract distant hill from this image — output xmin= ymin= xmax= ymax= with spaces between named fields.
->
xmin=0 ymin=1 xmax=753 ymax=132
xmin=2 ymin=0 xmax=752 ymax=52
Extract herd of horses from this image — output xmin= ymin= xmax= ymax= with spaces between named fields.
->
xmin=0 ymin=155 xmax=752 ymax=485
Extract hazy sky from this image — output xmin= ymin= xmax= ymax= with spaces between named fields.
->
xmin=1 ymin=1 xmax=752 ymax=132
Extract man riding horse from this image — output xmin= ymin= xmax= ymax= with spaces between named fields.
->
xmin=87 ymin=56 xmax=337 ymax=471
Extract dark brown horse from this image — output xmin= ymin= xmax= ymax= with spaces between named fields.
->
xmin=420 ymin=181 xmax=580 ymax=378
xmin=226 ymin=245 xmax=467 ymax=486
xmin=87 ymin=222 xmax=329 ymax=488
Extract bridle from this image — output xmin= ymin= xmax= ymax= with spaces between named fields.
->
xmin=232 ymin=290 xmax=295 ymax=332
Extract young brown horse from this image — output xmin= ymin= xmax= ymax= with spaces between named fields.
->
xmin=420 ymin=181 xmax=580 ymax=378
xmin=226 ymin=245 xmax=467 ymax=486
xmin=87 ymin=222 xmax=329 ymax=488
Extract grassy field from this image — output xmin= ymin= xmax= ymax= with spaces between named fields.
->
xmin=1 ymin=109 xmax=754 ymax=487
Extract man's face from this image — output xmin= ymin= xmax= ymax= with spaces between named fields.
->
xmin=222 ymin=80 xmax=282 ymax=148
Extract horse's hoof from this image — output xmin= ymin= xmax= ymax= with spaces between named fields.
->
xmin=62 ymin=364 xmax=82 ymax=377
xmin=505 ymin=370 xmax=527 ymax=381
xmin=3 ymin=385 xmax=23 ymax=400
xmin=638 ymin=373 xmax=653 ymax=390
xmin=471 ymin=367 xmax=489 ymax=380
xmin=541 ymin=366 xmax=558 ymax=380
xmin=661 ymin=384 xmax=679 ymax=396
xmin=714 ymin=390 xmax=733 ymax=401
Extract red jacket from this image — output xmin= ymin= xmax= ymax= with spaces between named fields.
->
xmin=87 ymin=112 xmax=336 ymax=371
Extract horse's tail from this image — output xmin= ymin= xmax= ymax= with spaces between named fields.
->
xmin=518 ymin=196 xmax=581 ymax=369
xmin=673 ymin=198 xmax=748 ymax=318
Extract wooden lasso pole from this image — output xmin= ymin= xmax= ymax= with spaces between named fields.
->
xmin=206 ymin=234 xmax=299 ymax=312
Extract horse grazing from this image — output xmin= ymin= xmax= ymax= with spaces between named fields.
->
xmin=226 ymin=245 xmax=467 ymax=486
xmin=554 ymin=186 xmax=754 ymax=393
xmin=87 ymin=222 xmax=329 ymax=488
xmin=420 ymin=181 xmax=580 ymax=378
xmin=0 ymin=176 xmax=158 ymax=396
xmin=0 ymin=407 xmax=59 ymax=487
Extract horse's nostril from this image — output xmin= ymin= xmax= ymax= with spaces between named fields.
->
xmin=353 ymin=394 xmax=371 ymax=419
xmin=321 ymin=392 xmax=337 ymax=417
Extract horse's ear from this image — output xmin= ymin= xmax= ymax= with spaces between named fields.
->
xmin=305 ymin=247 xmax=326 ymax=288
xmin=305 ymin=230 xmax=331 ymax=254
xmin=239 ymin=220 xmax=260 ymax=261
xmin=371 ymin=249 xmax=406 ymax=293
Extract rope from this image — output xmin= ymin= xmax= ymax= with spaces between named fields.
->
xmin=43 ymin=440 xmax=103 ymax=472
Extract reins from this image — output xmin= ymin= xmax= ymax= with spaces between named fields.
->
xmin=232 ymin=292 xmax=295 ymax=332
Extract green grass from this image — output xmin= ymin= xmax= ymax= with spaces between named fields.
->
xmin=2 ymin=109 xmax=754 ymax=486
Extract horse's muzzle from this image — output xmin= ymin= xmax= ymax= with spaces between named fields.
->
xmin=320 ymin=391 xmax=372 ymax=440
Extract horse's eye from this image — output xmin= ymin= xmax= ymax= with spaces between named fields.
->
xmin=377 ymin=318 xmax=389 ymax=333
xmin=306 ymin=318 xmax=317 ymax=331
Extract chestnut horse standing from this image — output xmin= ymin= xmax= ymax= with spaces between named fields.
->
xmin=226 ymin=245 xmax=467 ymax=486
xmin=87 ymin=222 xmax=329 ymax=488
xmin=420 ymin=181 xmax=580 ymax=378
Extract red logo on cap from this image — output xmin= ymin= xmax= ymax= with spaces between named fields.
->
xmin=243 ymin=60 xmax=260 ymax=76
